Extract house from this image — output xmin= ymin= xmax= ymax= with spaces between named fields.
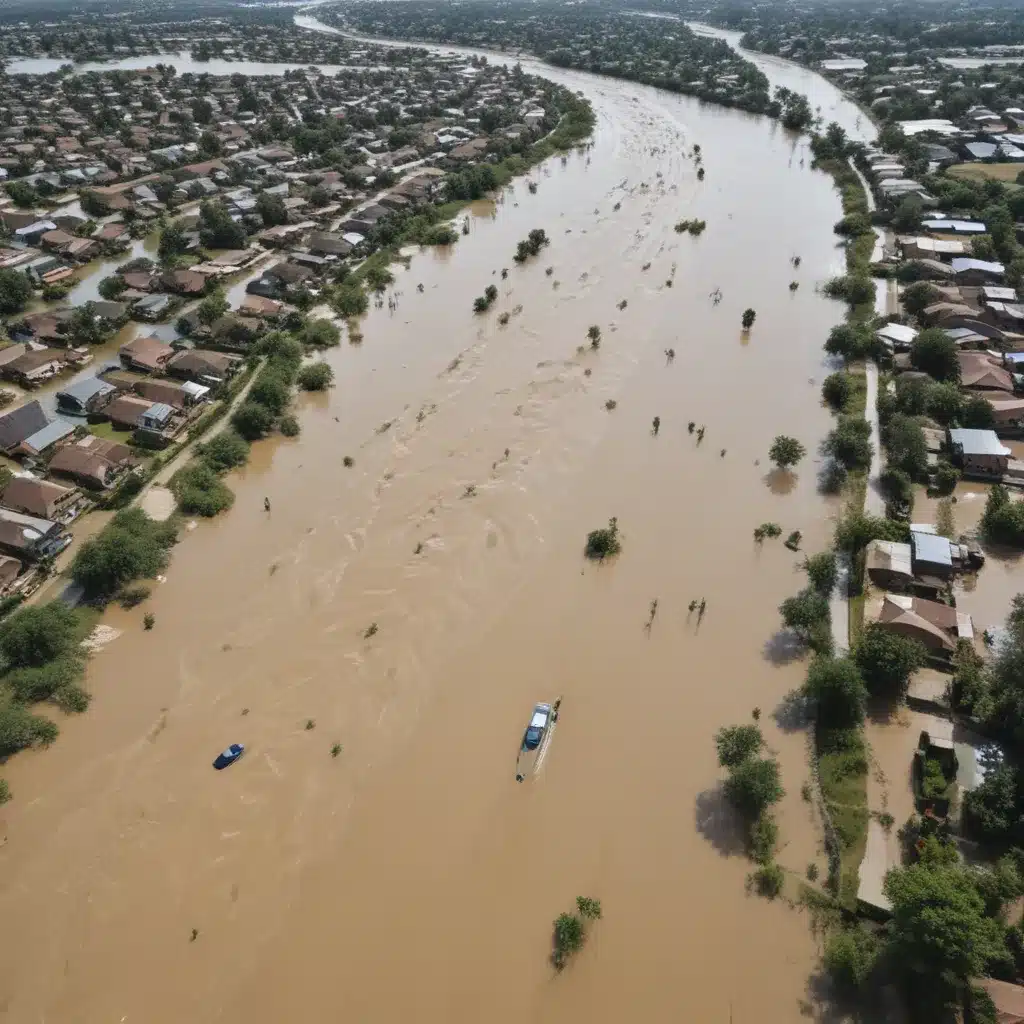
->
xmin=980 ymin=978 xmax=1024 ymax=1024
xmin=48 ymin=436 xmax=133 ymax=489
xmin=0 ymin=508 xmax=68 ymax=561
xmin=988 ymin=397 xmax=1024 ymax=430
xmin=948 ymin=427 xmax=1011 ymax=477
xmin=0 ymin=476 xmax=80 ymax=521
xmin=238 ymin=295 xmax=284 ymax=319
xmin=132 ymin=294 xmax=172 ymax=321
xmin=910 ymin=529 xmax=957 ymax=581
xmin=952 ymin=257 xmax=1005 ymax=284
xmin=135 ymin=378 xmax=189 ymax=409
xmin=0 ymin=555 xmax=23 ymax=594
xmin=0 ymin=401 xmax=49 ymax=453
xmin=159 ymin=268 xmax=206 ymax=296
xmin=876 ymin=322 xmax=918 ymax=352
xmin=870 ymin=593 xmax=971 ymax=655
xmin=104 ymin=395 xmax=154 ymax=429
xmin=15 ymin=418 xmax=76 ymax=458
xmin=2 ymin=348 xmax=67 ymax=387
xmin=959 ymin=351 xmax=1014 ymax=392
xmin=56 ymin=376 xmax=116 ymax=416
xmin=899 ymin=237 xmax=967 ymax=261
xmin=166 ymin=349 xmax=240 ymax=384
xmin=119 ymin=335 xmax=174 ymax=373
xmin=138 ymin=402 xmax=174 ymax=432
xmin=308 ymin=231 xmax=353 ymax=257
xmin=865 ymin=539 xmax=914 ymax=590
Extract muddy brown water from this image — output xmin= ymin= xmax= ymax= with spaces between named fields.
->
xmin=0 ymin=27 xmax=875 ymax=1023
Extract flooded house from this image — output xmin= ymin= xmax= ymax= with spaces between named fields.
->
xmin=165 ymin=349 xmax=241 ymax=387
xmin=868 ymin=593 xmax=974 ymax=658
xmin=0 ymin=476 xmax=84 ymax=523
xmin=55 ymin=376 xmax=116 ymax=416
xmin=947 ymin=427 xmax=1012 ymax=478
xmin=14 ymin=418 xmax=76 ymax=460
xmin=119 ymin=335 xmax=175 ymax=374
xmin=0 ymin=507 xmax=69 ymax=561
xmin=48 ymin=437 xmax=133 ymax=489
xmin=0 ymin=401 xmax=49 ymax=455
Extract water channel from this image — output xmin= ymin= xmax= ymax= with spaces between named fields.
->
xmin=0 ymin=16 xmax=877 ymax=1023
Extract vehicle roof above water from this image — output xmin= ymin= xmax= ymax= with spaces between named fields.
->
xmin=530 ymin=709 xmax=549 ymax=728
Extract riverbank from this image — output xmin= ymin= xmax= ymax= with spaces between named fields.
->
xmin=0 ymin=18 xmax=871 ymax=1023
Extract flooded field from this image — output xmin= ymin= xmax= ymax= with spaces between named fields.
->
xmin=0 ymin=25 xmax=874 ymax=1024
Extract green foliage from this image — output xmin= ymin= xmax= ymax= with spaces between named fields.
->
xmin=741 ymin=307 xmax=756 ymax=329
xmin=0 ymin=267 xmax=33 ymax=316
xmin=98 ymin=275 xmax=127 ymax=301
xmin=821 ymin=371 xmax=853 ymax=411
xmin=552 ymin=912 xmax=584 ymax=969
xmin=198 ymin=430 xmax=250 ymax=474
xmin=71 ymin=508 xmax=177 ymax=601
xmin=297 ymin=363 xmax=334 ymax=391
xmin=749 ymin=812 xmax=779 ymax=864
xmin=911 ymin=328 xmax=960 ymax=383
xmin=576 ymin=896 xmax=602 ymax=920
xmin=724 ymin=755 xmax=784 ymax=820
xmin=964 ymin=764 xmax=1019 ymax=846
xmin=279 ymin=414 xmax=300 ymax=437
xmin=835 ymin=510 xmax=909 ymax=554
xmin=854 ymin=623 xmax=925 ymax=701
xmin=231 ymin=401 xmax=276 ymax=441
xmin=0 ymin=695 xmax=58 ymax=757
xmin=779 ymin=587 xmax=830 ymax=645
xmin=982 ymin=485 xmax=1024 ymax=547
xmin=749 ymin=863 xmax=785 ymax=898
xmin=883 ymin=413 xmax=929 ymax=480
xmin=822 ymin=416 xmax=872 ymax=471
xmin=333 ymin=283 xmax=368 ymax=318
xmin=170 ymin=461 xmax=235 ymax=517
xmin=198 ymin=199 xmax=247 ymax=250
xmin=902 ymin=281 xmax=941 ymax=316
xmin=585 ymin=517 xmax=620 ymax=560
xmin=768 ymin=434 xmax=805 ymax=469
xmin=805 ymin=656 xmax=867 ymax=730
xmin=823 ymin=928 xmax=880 ymax=998
xmin=0 ymin=601 xmax=79 ymax=669
xmin=0 ymin=778 xmax=8 ymax=805
xmin=513 ymin=228 xmax=549 ymax=262
xmin=256 ymin=191 xmax=288 ymax=228
xmin=118 ymin=584 xmax=151 ymax=609
xmin=158 ymin=221 xmax=189 ymax=262
xmin=823 ymin=274 xmax=875 ymax=306
xmin=962 ymin=394 xmax=996 ymax=430
xmin=714 ymin=724 xmax=763 ymax=768
xmin=805 ymin=551 xmax=838 ymax=596
xmin=753 ymin=522 xmax=782 ymax=542
xmin=303 ymin=319 xmax=340 ymax=348
xmin=824 ymin=322 xmax=883 ymax=361
xmin=884 ymin=862 xmax=1007 ymax=986
xmin=196 ymin=288 xmax=229 ymax=327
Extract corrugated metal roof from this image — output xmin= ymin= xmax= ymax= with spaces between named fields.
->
xmin=949 ymin=427 xmax=1011 ymax=456
xmin=912 ymin=530 xmax=953 ymax=567
xmin=21 ymin=418 xmax=74 ymax=452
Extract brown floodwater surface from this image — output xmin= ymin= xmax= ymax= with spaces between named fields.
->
xmin=0 ymin=46 xmax=871 ymax=1024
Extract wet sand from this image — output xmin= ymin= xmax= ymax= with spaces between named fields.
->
xmin=1 ymin=48 xmax=867 ymax=1024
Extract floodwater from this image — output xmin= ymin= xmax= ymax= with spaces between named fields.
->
xmin=0 ymin=21 xmax=876 ymax=1024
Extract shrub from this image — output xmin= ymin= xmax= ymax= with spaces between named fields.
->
xmin=780 ymin=588 xmax=830 ymax=643
xmin=805 ymin=552 xmax=838 ymax=596
xmin=0 ymin=778 xmax=9 ymax=804
xmin=170 ymin=461 xmax=235 ymax=517
xmin=250 ymin=371 xmax=292 ymax=416
xmin=741 ymin=308 xmax=756 ymax=329
xmin=71 ymin=508 xmax=177 ymax=601
xmin=231 ymin=401 xmax=276 ymax=440
xmin=280 ymin=414 xmax=300 ymax=437
xmin=749 ymin=863 xmax=785 ymax=898
xmin=6 ymin=656 xmax=83 ymax=704
xmin=769 ymin=435 xmax=805 ymax=469
xmin=822 ymin=417 xmax=872 ymax=471
xmin=854 ymin=623 xmax=925 ymax=701
xmin=805 ymin=656 xmax=867 ymax=730
xmin=883 ymin=414 xmax=928 ymax=479
xmin=297 ymin=363 xmax=334 ymax=391
xmin=962 ymin=395 xmax=996 ymax=430
xmin=552 ymin=913 xmax=584 ymax=969
xmin=585 ymin=517 xmax=621 ymax=560
xmin=0 ymin=695 xmax=58 ymax=757
xmin=0 ymin=602 xmax=79 ymax=668
xmin=982 ymin=484 xmax=1024 ymax=546
xmin=118 ymin=584 xmax=151 ymax=609
xmin=724 ymin=756 xmax=784 ymax=820
xmin=823 ymin=928 xmax=880 ymax=997
xmin=303 ymin=319 xmax=340 ymax=348
xmin=52 ymin=683 xmax=90 ymax=714
xmin=715 ymin=724 xmax=763 ymax=767
xmin=197 ymin=430 xmax=250 ymax=474
xmin=821 ymin=371 xmax=852 ymax=411
xmin=749 ymin=813 xmax=778 ymax=863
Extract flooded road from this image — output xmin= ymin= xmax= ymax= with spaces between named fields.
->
xmin=0 ymin=24 xmax=874 ymax=1024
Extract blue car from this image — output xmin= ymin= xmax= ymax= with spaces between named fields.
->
xmin=213 ymin=743 xmax=245 ymax=770
xmin=521 ymin=703 xmax=552 ymax=751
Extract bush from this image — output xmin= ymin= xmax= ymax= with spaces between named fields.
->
xmin=118 ymin=584 xmax=151 ymax=609
xmin=749 ymin=812 xmax=778 ymax=863
xmin=902 ymin=281 xmax=941 ymax=317
xmin=715 ymin=724 xmax=763 ymax=767
xmin=297 ymin=363 xmax=334 ymax=391
xmin=0 ymin=601 xmax=79 ymax=668
xmin=279 ymin=414 xmax=300 ymax=437
xmin=821 ymin=371 xmax=853 ymax=411
xmin=982 ymin=485 xmax=1024 ymax=546
xmin=724 ymin=756 xmax=784 ymax=820
xmin=822 ymin=417 xmax=872 ymax=471
xmin=780 ymin=588 xmax=830 ymax=643
xmin=0 ymin=695 xmax=59 ymax=757
xmin=823 ymin=274 xmax=875 ymax=306
xmin=170 ymin=461 xmax=235 ymax=517
xmin=769 ymin=435 xmax=805 ymax=469
xmin=0 ymin=778 xmax=9 ymax=804
xmin=552 ymin=913 xmax=584 ymax=969
xmin=231 ymin=401 xmax=276 ymax=440
xmin=910 ymin=328 xmax=960 ymax=382
xmin=749 ymin=863 xmax=785 ymax=898
xmin=250 ymin=371 xmax=292 ymax=416
xmin=585 ymin=517 xmax=620 ymax=560
xmin=883 ymin=414 xmax=928 ymax=479
xmin=805 ymin=656 xmax=867 ymax=730
xmin=823 ymin=928 xmax=880 ymax=997
xmin=962 ymin=395 xmax=996 ymax=430
xmin=824 ymin=322 xmax=881 ymax=361
xmin=71 ymin=508 xmax=177 ymax=601
xmin=835 ymin=510 xmax=909 ymax=553
xmin=805 ymin=552 xmax=838 ymax=596
xmin=303 ymin=319 xmax=340 ymax=348
xmin=854 ymin=623 xmax=925 ymax=701
xmin=197 ymin=430 xmax=250 ymax=474
xmin=52 ymin=683 xmax=90 ymax=714
xmin=6 ymin=656 xmax=83 ymax=704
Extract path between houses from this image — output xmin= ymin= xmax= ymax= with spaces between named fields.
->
xmin=864 ymin=360 xmax=885 ymax=518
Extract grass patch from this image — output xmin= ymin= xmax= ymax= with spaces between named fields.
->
xmin=818 ymin=730 xmax=869 ymax=910
xmin=88 ymin=419 xmax=132 ymax=442
xmin=948 ymin=162 xmax=1024 ymax=185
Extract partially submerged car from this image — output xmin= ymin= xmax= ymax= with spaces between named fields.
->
xmin=213 ymin=743 xmax=245 ymax=770
xmin=521 ymin=703 xmax=553 ymax=752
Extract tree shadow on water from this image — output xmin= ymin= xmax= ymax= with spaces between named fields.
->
xmin=694 ymin=785 xmax=747 ymax=858
xmin=764 ymin=628 xmax=806 ymax=666
xmin=774 ymin=687 xmax=811 ymax=733
xmin=764 ymin=467 xmax=797 ymax=496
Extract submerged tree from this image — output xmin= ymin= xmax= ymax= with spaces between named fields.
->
xmin=768 ymin=435 xmax=805 ymax=469
xmin=585 ymin=518 xmax=621 ymax=560
xmin=741 ymin=308 xmax=756 ymax=330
